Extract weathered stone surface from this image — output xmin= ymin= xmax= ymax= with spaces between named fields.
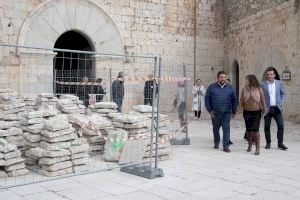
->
xmin=70 ymin=152 xmax=88 ymax=160
xmin=21 ymin=118 xmax=45 ymax=125
xmin=5 ymin=157 xmax=25 ymax=166
xmin=43 ymin=149 xmax=71 ymax=158
xmin=69 ymin=144 xmax=89 ymax=154
xmin=92 ymin=102 xmax=118 ymax=109
xmin=0 ymin=121 xmax=20 ymax=129
xmin=24 ymin=132 xmax=42 ymax=143
xmin=0 ymin=152 xmax=3 ymax=159
xmin=42 ymin=133 xmax=77 ymax=143
xmin=24 ymin=140 xmax=40 ymax=148
xmin=40 ymin=141 xmax=71 ymax=151
xmin=41 ymin=127 xmax=75 ymax=138
xmin=0 ymin=143 xmax=17 ymax=153
xmin=5 ymin=162 xmax=25 ymax=171
xmin=42 ymin=161 xmax=73 ymax=172
xmin=124 ymin=121 xmax=151 ymax=129
xmin=25 ymin=147 xmax=44 ymax=158
xmin=7 ymin=168 xmax=28 ymax=176
xmin=0 ymin=170 xmax=7 ymax=178
xmin=113 ymin=114 xmax=148 ymax=124
xmin=39 ymin=167 xmax=72 ymax=177
xmin=133 ymin=105 xmax=157 ymax=113
xmin=0 ymin=159 xmax=5 ymax=166
xmin=23 ymin=123 xmax=44 ymax=134
xmin=39 ymin=156 xmax=70 ymax=165
xmin=44 ymin=117 xmax=70 ymax=131
xmin=73 ymin=165 xmax=88 ymax=173
xmin=72 ymin=157 xmax=89 ymax=166
xmin=0 ymin=102 xmax=26 ymax=111
xmin=71 ymin=138 xmax=87 ymax=146
xmin=4 ymin=150 xmax=22 ymax=160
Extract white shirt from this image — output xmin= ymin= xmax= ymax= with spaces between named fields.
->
xmin=268 ymin=80 xmax=276 ymax=106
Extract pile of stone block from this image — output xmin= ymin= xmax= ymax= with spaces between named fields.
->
xmin=0 ymin=138 xmax=28 ymax=178
xmin=35 ymin=93 xmax=58 ymax=110
xmin=110 ymin=112 xmax=151 ymax=138
xmin=68 ymin=113 xmax=112 ymax=155
xmin=57 ymin=95 xmax=85 ymax=114
xmin=87 ymin=102 xmax=118 ymax=117
xmin=0 ymin=89 xmax=26 ymax=150
xmin=25 ymin=116 xmax=89 ymax=176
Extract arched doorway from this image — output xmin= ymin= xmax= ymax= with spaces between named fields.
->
xmin=232 ymin=60 xmax=240 ymax=98
xmin=54 ymin=30 xmax=94 ymax=102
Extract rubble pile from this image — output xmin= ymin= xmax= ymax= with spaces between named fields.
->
xmin=57 ymin=94 xmax=85 ymax=114
xmin=0 ymin=138 xmax=28 ymax=177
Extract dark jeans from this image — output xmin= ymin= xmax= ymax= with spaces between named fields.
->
xmin=264 ymin=106 xmax=284 ymax=145
xmin=144 ymin=98 xmax=153 ymax=106
xmin=211 ymin=112 xmax=231 ymax=148
xmin=194 ymin=111 xmax=201 ymax=118
xmin=113 ymin=99 xmax=123 ymax=113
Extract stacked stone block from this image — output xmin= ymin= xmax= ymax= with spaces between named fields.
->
xmin=0 ymin=138 xmax=28 ymax=177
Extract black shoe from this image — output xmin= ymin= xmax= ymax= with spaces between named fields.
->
xmin=214 ymin=143 xmax=219 ymax=149
xmin=278 ymin=144 xmax=288 ymax=150
xmin=265 ymin=143 xmax=271 ymax=149
xmin=229 ymin=140 xmax=233 ymax=145
xmin=223 ymin=147 xmax=230 ymax=153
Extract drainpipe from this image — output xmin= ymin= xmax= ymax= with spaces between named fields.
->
xmin=193 ymin=0 xmax=197 ymax=83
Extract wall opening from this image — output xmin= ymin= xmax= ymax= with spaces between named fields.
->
xmin=54 ymin=30 xmax=95 ymax=97
xmin=232 ymin=60 xmax=240 ymax=98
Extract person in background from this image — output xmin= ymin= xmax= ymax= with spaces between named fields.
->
xmin=192 ymin=79 xmax=206 ymax=120
xmin=77 ymin=76 xmax=92 ymax=107
xmin=174 ymin=79 xmax=186 ymax=131
xmin=239 ymin=75 xmax=267 ymax=155
xmin=261 ymin=66 xmax=287 ymax=150
xmin=205 ymin=71 xmax=238 ymax=153
xmin=144 ymin=74 xmax=157 ymax=106
xmin=94 ymin=78 xmax=106 ymax=102
xmin=112 ymin=72 xmax=125 ymax=112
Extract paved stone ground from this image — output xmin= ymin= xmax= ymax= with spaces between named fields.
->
xmin=1 ymin=117 xmax=300 ymax=200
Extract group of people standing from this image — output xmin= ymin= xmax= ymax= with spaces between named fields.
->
xmin=189 ymin=67 xmax=287 ymax=155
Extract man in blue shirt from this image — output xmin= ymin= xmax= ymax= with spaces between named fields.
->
xmin=205 ymin=71 xmax=238 ymax=153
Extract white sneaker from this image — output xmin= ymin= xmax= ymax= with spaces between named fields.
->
xmin=194 ymin=117 xmax=198 ymax=120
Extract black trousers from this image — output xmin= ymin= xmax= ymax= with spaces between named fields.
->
xmin=264 ymin=106 xmax=284 ymax=145
xmin=194 ymin=111 xmax=201 ymax=118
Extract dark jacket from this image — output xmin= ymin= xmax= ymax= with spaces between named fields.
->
xmin=144 ymin=80 xmax=157 ymax=99
xmin=205 ymin=82 xmax=238 ymax=114
xmin=112 ymin=79 xmax=124 ymax=101
xmin=93 ymin=85 xmax=106 ymax=102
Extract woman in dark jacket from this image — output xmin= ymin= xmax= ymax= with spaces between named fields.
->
xmin=94 ymin=78 xmax=106 ymax=102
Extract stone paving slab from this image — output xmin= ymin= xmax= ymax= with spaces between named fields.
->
xmin=0 ymin=119 xmax=300 ymax=200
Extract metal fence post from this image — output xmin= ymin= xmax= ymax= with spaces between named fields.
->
xmin=120 ymin=56 xmax=164 ymax=179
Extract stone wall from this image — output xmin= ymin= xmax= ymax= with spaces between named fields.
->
xmin=0 ymin=0 xmax=224 ymax=113
xmin=223 ymin=0 xmax=300 ymax=121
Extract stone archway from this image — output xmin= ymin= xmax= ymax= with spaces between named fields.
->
xmin=17 ymin=0 xmax=124 ymax=54
xmin=16 ymin=0 xmax=124 ymax=94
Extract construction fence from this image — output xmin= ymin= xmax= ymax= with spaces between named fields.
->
xmin=0 ymin=43 xmax=189 ymax=188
